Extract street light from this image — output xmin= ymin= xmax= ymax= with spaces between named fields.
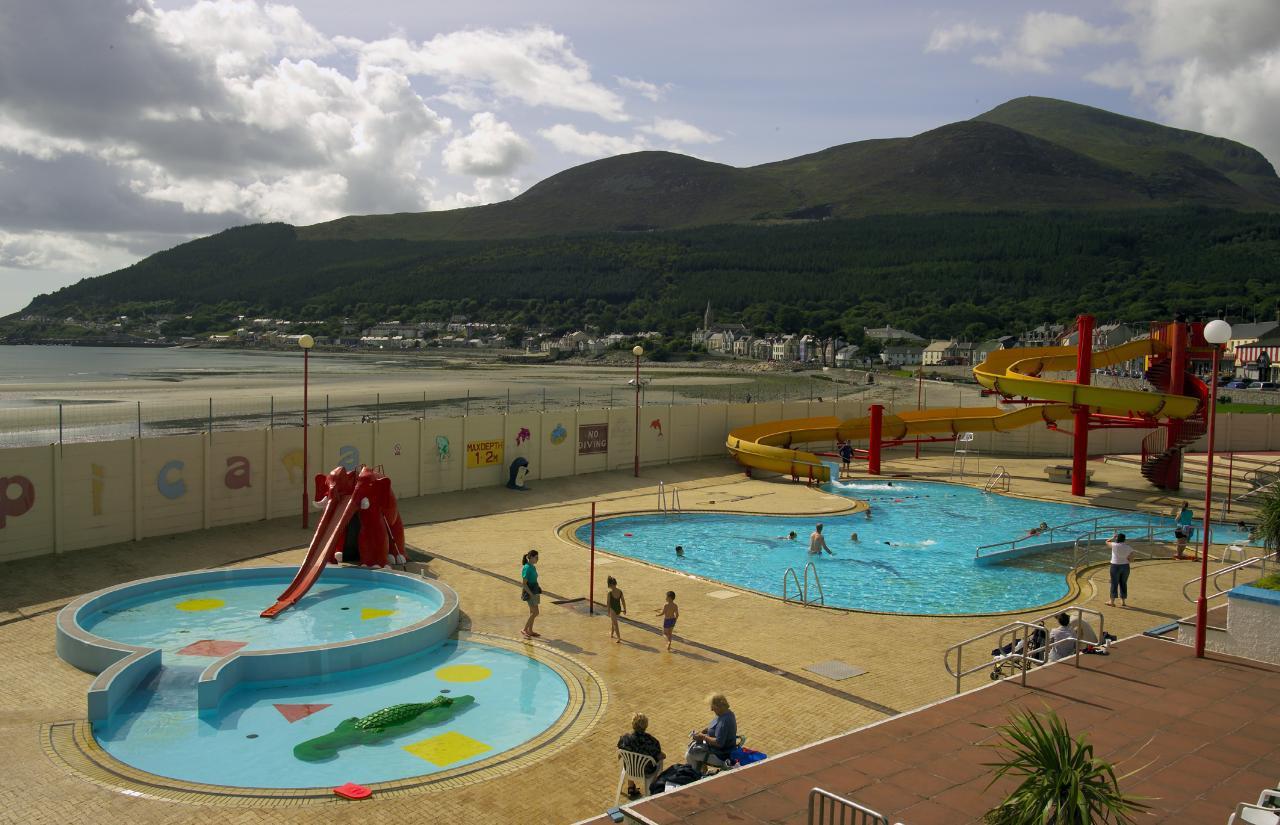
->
xmin=1195 ymin=318 xmax=1231 ymax=657
xmin=299 ymin=334 xmax=315 ymax=531
xmin=632 ymin=345 xmax=643 ymax=478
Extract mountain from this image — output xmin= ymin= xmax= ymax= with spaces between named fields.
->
xmin=298 ymin=97 xmax=1280 ymax=242
xmin=15 ymin=97 xmax=1280 ymax=340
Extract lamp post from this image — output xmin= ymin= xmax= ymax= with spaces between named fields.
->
xmin=299 ymin=334 xmax=315 ymax=530
xmin=632 ymin=345 xmax=643 ymax=478
xmin=1195 ymin=318 xmax=1231 ymax=657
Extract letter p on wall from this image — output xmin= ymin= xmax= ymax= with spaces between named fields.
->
xmin=0 ymin=475 xmax=35 ymax=528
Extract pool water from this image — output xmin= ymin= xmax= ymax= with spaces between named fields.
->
xmin=577 ymin=480 xmax=1252 ymax=614
xmin=81 ymin=575 xmax=443 ymax=660
xmin=93 ymin=640 xmax=570 ymax=788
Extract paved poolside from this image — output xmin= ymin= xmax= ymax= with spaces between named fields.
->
xmin=0 ymin=452 xmax=1269 ymax=824
xmin=606 ymin=635 xmax=1280 ymax=825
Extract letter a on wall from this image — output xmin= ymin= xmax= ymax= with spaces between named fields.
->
xmin=0 ymin=475 xmax=35 ymax=528
xmin=225 ymin=456 xmax=252 ymax=490
xmin=157 ymin=459 xmax=186 ymax=500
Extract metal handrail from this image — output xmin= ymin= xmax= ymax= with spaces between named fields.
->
xmin=782 ymin=567 xmax=802 ymax=604
xmin=983 ymin=465 xmax=1011 ymax=492
xmin=943 ymin=606 xmax=1106 ymax=694
xmin=803 ymin=562 xmax=825 ymax=607
xmin=975 ymin=513 xmax=1153 ymax=559
xmin=808 ymin=788 xmax=892 ymax=825
xmin=657 ymin=481 xmax=682 ymax=514
xmin=1181 ymin=555 xmax=1272 ymax=604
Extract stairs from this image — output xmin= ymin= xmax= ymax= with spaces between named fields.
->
xmin=1139 ymin=359 xmax=1208 ymax=489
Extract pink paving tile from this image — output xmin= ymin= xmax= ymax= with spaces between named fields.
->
xmin=176 ymin=639 xmax=247 ymax=657
xmin=726 ymin=789 xmax=797 ymax=822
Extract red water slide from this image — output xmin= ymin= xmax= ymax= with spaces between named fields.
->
xmin=260 ymin=491 xmax=357 ymax=619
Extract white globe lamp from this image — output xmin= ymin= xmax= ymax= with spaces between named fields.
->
xmin=1203 ymin=319 xmax=1231 ymax=345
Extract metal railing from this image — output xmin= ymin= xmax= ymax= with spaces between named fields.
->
xmin=975 ymin=512 xmax=1142 ymax=559
xmin=657 ymin=482 xmax=682 ymax=514
xmin=1181 ymin=555 xmax=1273 ymax=605
xmin=782 ymin=562 xmax=825 ymax=606
xmin=982 ymin=465 xmax=1011 ymax=492
xmin=808 ymin=788 xmax=893 ymax=825
xmin=943 ymin=606 xmax=1106 ymax=694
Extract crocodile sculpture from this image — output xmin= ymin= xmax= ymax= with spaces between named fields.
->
xmin=293 ymin=695 xmax=476 ymax=762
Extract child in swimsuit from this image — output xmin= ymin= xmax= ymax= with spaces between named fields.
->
xmin=656 ymin=590 xmax=679 ymax=651
xmin=606 ymin=576 xmax=626 ymax=643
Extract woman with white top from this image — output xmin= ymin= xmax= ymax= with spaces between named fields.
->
xmin=1107 ymin=533 xmax=1135 ymax=607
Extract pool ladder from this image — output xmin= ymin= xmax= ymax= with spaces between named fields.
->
xmin=782 ymin=562 xmax=825 ymax=606
xmin=982 ymin=466 xmax=1010 ymax=492
xmin=658 ymin=481 xmax=682 ymax=514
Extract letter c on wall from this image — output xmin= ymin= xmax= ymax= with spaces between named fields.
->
xmin=0 ymin=475 xmax=36 ymax=528
xmin=157 ymin=459 xmax=186 ymax=500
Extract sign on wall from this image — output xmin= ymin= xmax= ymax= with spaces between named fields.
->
xmin=578 ymin=423 xmax=609 ymax=455
xmin=466 ymin=439 xmax=504 ymax=468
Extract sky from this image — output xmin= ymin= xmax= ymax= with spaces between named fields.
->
xmin=1 ymin=0 xmax=1278 ymax=315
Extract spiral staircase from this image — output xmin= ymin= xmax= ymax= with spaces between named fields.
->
xmin=1139 ymin=357 xmax=1209 ymax=489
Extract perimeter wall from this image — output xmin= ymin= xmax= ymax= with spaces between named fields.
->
xmin=2 ymin=401 xmax=1277 ymax=562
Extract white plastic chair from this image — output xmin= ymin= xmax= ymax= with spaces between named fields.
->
xmin=616 ymin=750 xmax=658 ymax=804
xmin=1229 ymin=802 xmax=1280 ymax=825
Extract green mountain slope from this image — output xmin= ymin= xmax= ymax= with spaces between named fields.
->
xmin=975 ymin=96 xmax=1280 ymax=201
xmin=299 ymin=97 xmax=1280 ymax=242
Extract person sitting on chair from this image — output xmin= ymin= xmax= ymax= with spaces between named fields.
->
xmin=686 ymin=693 xmax=737 ymax=772
xmin=618 ymin=713 xmax=664 ymax=799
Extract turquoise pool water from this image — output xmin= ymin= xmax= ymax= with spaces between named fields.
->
xmin=577 ymin=480 xmax=1252 ymax=614
xmin=93 ymin=640 xmax=570 ymax=787
xmin=81 ymin=574 xmax=443 ymax=659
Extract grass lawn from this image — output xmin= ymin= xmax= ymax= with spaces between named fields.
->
xmin=1217 ymin=402 xmax=1280 ymax=414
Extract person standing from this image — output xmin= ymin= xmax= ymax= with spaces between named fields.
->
xmin=839 ymin=441 xmax=854 ymax=475
xmin=656 ymin=591 xmax=679 ymax=651
xmin=1106 ymin=533 xmax=1135 ymax=607
xmin=1174 ymin=502 xmax=1195 ymax=560
xmin=521 ymin=550 xmax=542 ymax=638
xmin=808 ymin=523 xmax=835 ymax=556
xmin=606 ymin=576 xmax=627 ymax=643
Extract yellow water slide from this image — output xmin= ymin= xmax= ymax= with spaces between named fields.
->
xmin=727 ymin=338 xmax=1201 ymax=481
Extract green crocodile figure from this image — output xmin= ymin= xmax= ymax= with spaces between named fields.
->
xmin=293 ymin=695 xmax=476 ymax=762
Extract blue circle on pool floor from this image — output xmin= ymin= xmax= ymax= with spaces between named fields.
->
xmin=575 ymin=480 xmax=1253 ymax=614
xmin=92 ymin=641 xmax=570 ymax=788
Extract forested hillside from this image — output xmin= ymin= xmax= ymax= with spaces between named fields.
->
xmin=25 ymin=209 xmax=1280 ymax=342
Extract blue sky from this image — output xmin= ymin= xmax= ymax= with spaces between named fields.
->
xmin=1 ymin=0 xmax=1277 ymax=315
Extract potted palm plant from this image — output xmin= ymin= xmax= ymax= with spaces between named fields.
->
xmin=982 ymin=708 xmax=1147 ymax=824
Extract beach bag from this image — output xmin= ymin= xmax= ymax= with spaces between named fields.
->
xmin=730 ymin=746 xmax=767 ymax=766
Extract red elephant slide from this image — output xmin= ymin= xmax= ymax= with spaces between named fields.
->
xmin=261 ymin=465 xmax=407 ymax=619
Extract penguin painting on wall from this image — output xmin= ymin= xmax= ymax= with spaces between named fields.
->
xmin=507 ymin=456 xmax=530 ymax=490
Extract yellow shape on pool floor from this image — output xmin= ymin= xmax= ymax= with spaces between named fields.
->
xmin=175 ymin=598 xmax=225 ymax=612
xmin=403 ymin=731 xmax=491 ymax=766
xmin=435 ymin=664 xmax=492 ymax=683
xmin=360 ymin=608 xmax=397 ymax=620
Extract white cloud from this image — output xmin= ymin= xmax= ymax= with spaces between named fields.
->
xmin=924 ymin=23 xmax=1000 ymax=54
xmin=639 ymin=117 xmax=720 ymax=145
xmin=0 ymin=229 xmax=138 ymax=271
xmin=343 ymin=26 xmax=629 ymax=122
xmin=616 ymin=75 xmax=671 ymax=102
xmin=428 ymin=177 xmax=524 ymax=211
xmin=442 ymin=112 xmax=533 ymax=177
xmin=538 ymin=124 xmax=647 ymax=159
xmin=1086 ymin=0 xmax=1280 ymax=168
xmin=974 ymin=13 xmax=1123 ymax=73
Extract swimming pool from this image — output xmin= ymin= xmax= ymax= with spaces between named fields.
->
xmin=80 ymin=574 xmax=444 ymax=659
xmin=575 ymin=480 xmax=1252 ymax=614
xmin=93 ymin=639 xmax=571 ymax=788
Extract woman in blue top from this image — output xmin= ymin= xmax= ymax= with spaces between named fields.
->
xmin=521 ymin=550 xmax=542 ymax=639
xmin=1174 ymin=502 xmax=1195 ymax=560
xmin=686 ymin=693 xmax=737 ymax=771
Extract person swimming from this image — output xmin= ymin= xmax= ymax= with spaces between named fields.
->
xmin=675 ymin=545 xmax=685 ymax=558
xmin=850 ymin=532 xmax=859 ymax=543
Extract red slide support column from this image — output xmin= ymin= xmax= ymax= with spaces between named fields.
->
xmin=1070 ymin=315 xmax=1095 ymax=496
xmin=868 ymin=404 xmax=883 ymax=476
xmin=1162 ymin=319 xmax=1189 ymax=490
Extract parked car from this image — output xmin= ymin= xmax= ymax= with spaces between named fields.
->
xmin=1247 ymin=381 xmax=1279 ymax=390
xmin=1224 ymin=380 xmax=1251 ymax=389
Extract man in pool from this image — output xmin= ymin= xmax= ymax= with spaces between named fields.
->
xmin=675 ymin=545 xmax=685 ymax=558
xmin=808 ymin=523 xmax=835 ymax=556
